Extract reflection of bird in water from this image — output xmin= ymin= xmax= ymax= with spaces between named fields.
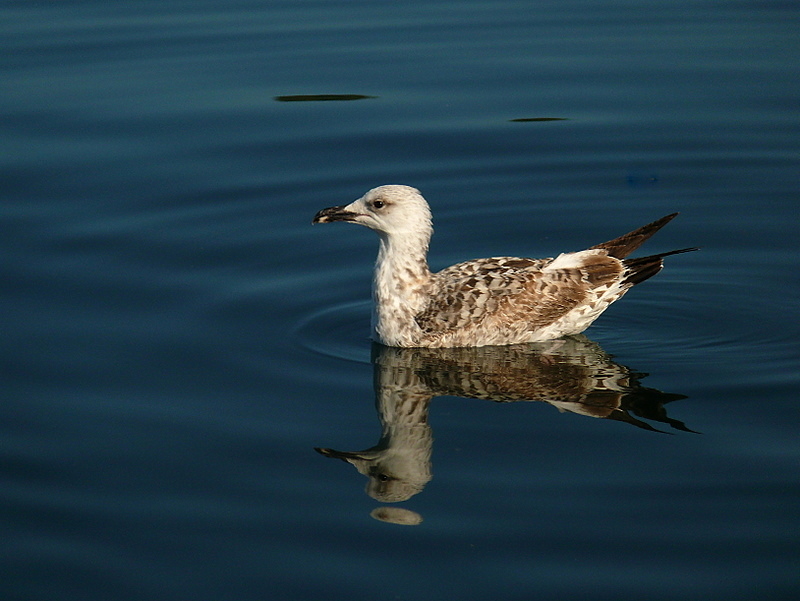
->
xmin=316 ymin=337 xmax=693 ymax=504
xmin=317 ymin=351 xmax=434 ymax=503
xmin=313 ymin=185 xmax=696 ymax=347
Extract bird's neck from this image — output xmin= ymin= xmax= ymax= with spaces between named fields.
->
xmin=372 ymin=233 xmax=432 ymax=345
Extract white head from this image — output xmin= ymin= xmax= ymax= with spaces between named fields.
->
xmin=313 ymin=185 xmax=433 ymax=241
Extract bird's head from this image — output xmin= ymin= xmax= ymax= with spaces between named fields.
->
xmin=313 ymin=185 xmax=433 ymax=240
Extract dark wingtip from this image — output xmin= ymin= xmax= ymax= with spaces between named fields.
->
xmin=622 ymin=247 xmax=698 ymax=286
xmin=661 ymin=246 xmax=700 ymax=256
xmin=591 ymin=213 xmax=684 ymax=259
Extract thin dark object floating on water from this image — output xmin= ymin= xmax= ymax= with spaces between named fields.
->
xmin=509 ymin=117 xmax=569 ymax=122
xmin=274 ymin=94 xmax=377 ymax=102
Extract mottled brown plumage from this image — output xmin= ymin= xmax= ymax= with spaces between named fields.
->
xmin=313 ymin=185 xmax=696 ymax=347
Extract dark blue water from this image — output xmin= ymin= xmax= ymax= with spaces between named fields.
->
xmin=3 ymin=1 xmax=799 ymax=600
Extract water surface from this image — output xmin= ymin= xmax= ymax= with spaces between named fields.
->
xmin=3 ymin=1 xmax=799 ymax=600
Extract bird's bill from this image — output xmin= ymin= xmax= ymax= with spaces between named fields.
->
xmin=312 ymin=205 xmax=360 ymax=224
xmin=314 ymin=447 xmax=377 ymax=462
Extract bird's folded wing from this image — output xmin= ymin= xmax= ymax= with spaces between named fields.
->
xmin=415 ymin=254 xmax=624 ymax=335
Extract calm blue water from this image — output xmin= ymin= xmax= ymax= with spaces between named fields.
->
xmin=3 ymin=1 xmax=799 ymax=600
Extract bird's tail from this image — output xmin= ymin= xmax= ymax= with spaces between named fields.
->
xmin=622 ymin=247 xmax=699 ymax=286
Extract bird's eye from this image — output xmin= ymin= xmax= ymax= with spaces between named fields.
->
xmin=372 ymin=200 xmax=385 ymax=209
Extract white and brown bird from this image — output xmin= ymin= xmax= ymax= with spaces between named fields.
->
xmin=313 ymin=185 xmax=696 ymax=348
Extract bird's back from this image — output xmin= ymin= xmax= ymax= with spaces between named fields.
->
xmin=414 ymin=252 xmax=627 ymax=347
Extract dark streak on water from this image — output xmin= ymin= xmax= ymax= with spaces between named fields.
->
xmin=2 ymin=1 xmax=799 ymax=600
xmin=509 ymin=117 xmax=569 ymax=122
xmin=274 ymin=94 xmax=378 ymax=102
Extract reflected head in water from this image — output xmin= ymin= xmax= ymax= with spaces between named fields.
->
xmin=315 ymin=350 xmax=434 ymax=503
xmin=316 ymin=336 xmax=695 ymax=505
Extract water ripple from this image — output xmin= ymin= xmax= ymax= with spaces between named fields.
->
xmin=293 ymin=269 xmax=797 ymax=384
xmin=293 ymin=300 xmax=373 ymax=364
xmin=594 ymin=274 xmax=798 ymax=378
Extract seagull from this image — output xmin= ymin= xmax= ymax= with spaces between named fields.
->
xmin=313 ymin=185 xmax=696 ymax=348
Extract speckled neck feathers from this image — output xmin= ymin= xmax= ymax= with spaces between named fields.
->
xmin=372 ymin=226 xmax=434 ymax=347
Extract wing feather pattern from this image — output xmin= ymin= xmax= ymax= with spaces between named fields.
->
xmin=415 ymin=253 xmax=626 ymax=341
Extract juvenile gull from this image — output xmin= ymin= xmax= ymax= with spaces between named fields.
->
xmin=313 ymin=185 xmax=696 ymax=348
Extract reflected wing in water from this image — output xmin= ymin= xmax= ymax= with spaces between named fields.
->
xmin=384 ymin=335 xmax=693 ymax=433
xmin=316 ymin=335 xmax=694 ymax=505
